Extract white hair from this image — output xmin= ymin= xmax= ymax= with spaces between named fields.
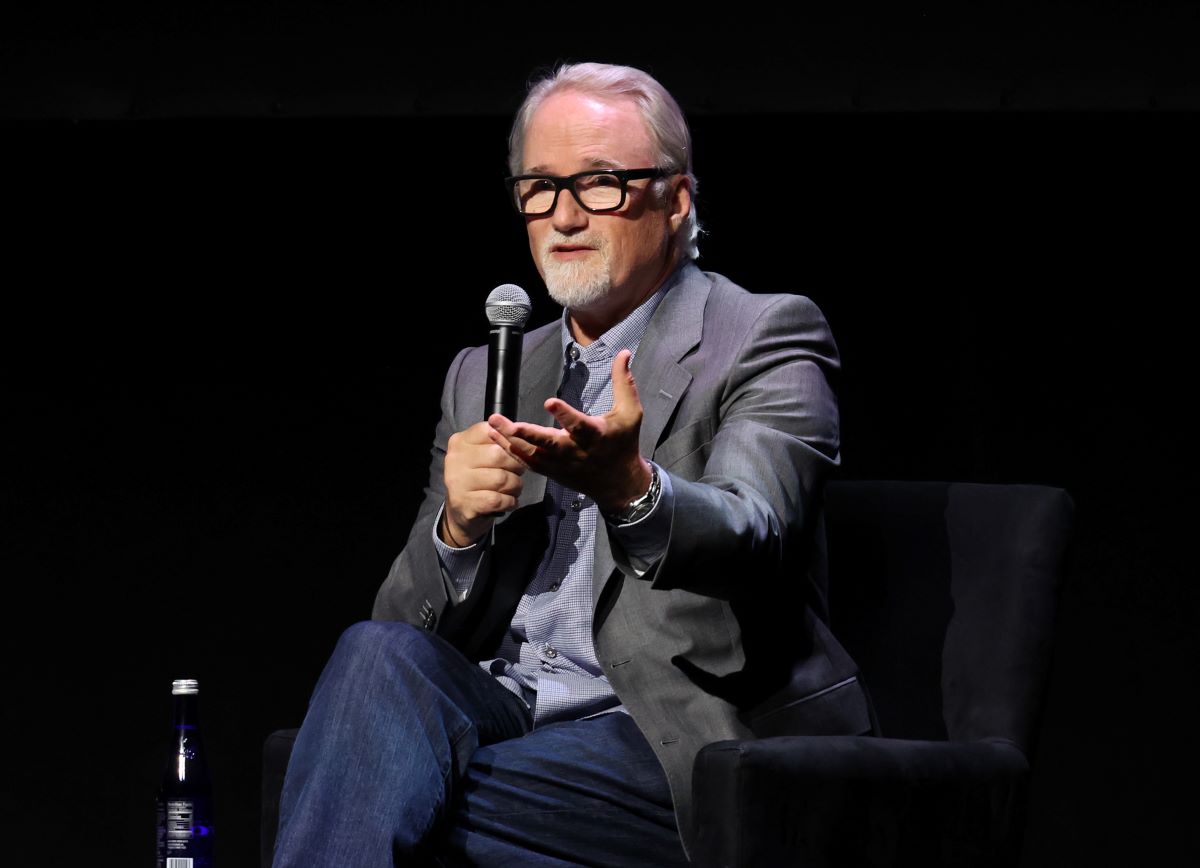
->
xmin=508 ymin=62 xmax=701 ymax=260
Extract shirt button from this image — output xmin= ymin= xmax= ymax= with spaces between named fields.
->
xmin=548 ymin=582 xmax=560 ymax=592
xmin=570 ymin=499 xmax=584 ymax=511
xmin=545 ymin=646 xmax=558 ymax=659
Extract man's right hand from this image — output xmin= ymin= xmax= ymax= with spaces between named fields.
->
xmin=441 ymin=421 xmax=528 ymax=547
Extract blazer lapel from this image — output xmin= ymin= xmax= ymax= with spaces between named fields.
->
xmin=634 ymin=264 xmax=709 ymax=459
xmin=593 ymin=264 xmax=711 ymax=607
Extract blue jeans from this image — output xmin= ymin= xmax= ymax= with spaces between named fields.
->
xmin=272 ymin=621 xmax=687 ymax=867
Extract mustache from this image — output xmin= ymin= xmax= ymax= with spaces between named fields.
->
xmin=540 ymin=233 xmax=606 ymax=256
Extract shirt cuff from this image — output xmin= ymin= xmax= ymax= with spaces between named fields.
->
xmin=607 ymin=463 xmax=673 ymax=575
xmin=432 ymin=503 xmax=487 ymax=599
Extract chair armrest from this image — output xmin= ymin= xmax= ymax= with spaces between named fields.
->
xmin=691 ymin=735 xmax=1029 ymax=868
xmin=261 ymin=728 xmax=299 ymax=868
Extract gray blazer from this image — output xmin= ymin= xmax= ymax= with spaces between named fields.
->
xmin=374 ymin=263 xmax=874 ymax=856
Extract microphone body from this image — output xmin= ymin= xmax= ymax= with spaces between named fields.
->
xmin=484 ymin=285 xmax=532 ymax=420
xmin=485 ymin=326 xmax=523 ymax=420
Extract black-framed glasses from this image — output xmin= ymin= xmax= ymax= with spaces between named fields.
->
xmin=505 ymin=168 xmax=669 ymax=216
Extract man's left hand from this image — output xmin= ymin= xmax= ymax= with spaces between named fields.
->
xmin=487 ymin=349 xmax=652 ymax=514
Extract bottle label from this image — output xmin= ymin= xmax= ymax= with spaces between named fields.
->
xmin=166 ymin=799 xmax=196 ymax=844
xmin=156 ymin=797 xmax=213 ymax=868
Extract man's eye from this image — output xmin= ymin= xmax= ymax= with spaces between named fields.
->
xmin=591 ymin=174 xmax=621 ymax=187
xmin=531 ymin=178 xmax=557 ymax=191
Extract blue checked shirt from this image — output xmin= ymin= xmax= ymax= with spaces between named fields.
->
xmin=432 ymin=272 xmax=682 ymax=725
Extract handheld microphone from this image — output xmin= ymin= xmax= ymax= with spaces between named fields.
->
xmin=484 ymin=284 xmax=531 ymax=420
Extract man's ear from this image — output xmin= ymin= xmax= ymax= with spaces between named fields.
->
xmin=668 ymin=175 xmax=693 ymax=234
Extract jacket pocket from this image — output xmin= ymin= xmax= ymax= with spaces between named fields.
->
xmin=653 ymin=417 xmax=714 ymax=473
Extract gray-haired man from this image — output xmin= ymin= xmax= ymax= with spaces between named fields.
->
xmin=273 ymin=62 xmax=872 ymax=867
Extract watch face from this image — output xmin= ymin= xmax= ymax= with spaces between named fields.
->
xmin=629 ymin=503 xmax=653 ymax=522
xmin=611 ymin=466 xmax=659 ymax=525
xmin=621 ymin=504 xmax=647 ymax=522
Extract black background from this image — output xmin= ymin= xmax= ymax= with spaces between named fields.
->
xmin=3 ymin=3 xmax=1197 ymax=866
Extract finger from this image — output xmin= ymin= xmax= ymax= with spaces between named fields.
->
xmin=610 ymin=349 xmax=643 ymax=417
xmin=502 ymin=420 xmax=569 ymax=450
xmin=543 ymin=398 xmax=597 ymax=441
xmin=485 ymin=418 xmax=550 ymax=462
xmin=466 ymin=419 xmax=506 ymax=443
xmin=483 ymin=427 xmax=528 ymax=470
xmin=486 ymin=413 xmax=515 ymax=436
xmin=489 ymin=410 xmax=549 ymax=444
xmin=467 ymin=467 xmax=524 ymax=496
xmin=468 ymin=491 xmax=519 ymax=517
xmin=487 ymin=414 xmax=538 ymax=461
xmin=454 ymin=465 xmax=524 ymax=523
xmin=499 ymin=432 xmax=540 ymax=463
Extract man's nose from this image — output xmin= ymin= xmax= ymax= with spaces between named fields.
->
xmin=550 ymin=187 xmax=589 ymax=233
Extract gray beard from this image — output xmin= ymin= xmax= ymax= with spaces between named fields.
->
xmin=543 ymin=261 xmax=612 ymax=310
xmin=539 ymin=237 xmax=613 ymax=310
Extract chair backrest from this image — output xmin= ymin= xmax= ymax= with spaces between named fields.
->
xmin=824 ymin=480 xmax=1073 ymax=755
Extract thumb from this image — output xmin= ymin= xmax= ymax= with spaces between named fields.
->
xmin=610 ymin=349 xmax=643 ymax=417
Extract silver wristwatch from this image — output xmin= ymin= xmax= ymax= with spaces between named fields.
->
xmin=604 ymin=463 xmax=660 ymax=526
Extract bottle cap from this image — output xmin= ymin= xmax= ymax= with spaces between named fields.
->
xmin=172 ymin=679 xmax=200 ymax=695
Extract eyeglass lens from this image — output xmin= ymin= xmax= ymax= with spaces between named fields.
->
xmin=515 ymin=173 xmax=625 ymax=214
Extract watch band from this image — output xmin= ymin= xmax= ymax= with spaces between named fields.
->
xmin=604 ymin=463 xmax=660 ymax=526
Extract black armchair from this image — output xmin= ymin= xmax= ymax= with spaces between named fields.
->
xmin=262 ymin=480 xmax=1073 ymax=867
xmin=690 ymin=480 xmax=1074 ymax=867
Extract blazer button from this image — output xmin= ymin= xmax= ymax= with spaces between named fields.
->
xmin=419 ymin=601 xmax=436 ymax=631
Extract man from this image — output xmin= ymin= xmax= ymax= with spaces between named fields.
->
xmin=273 ymin=62 xmax=873 ymax=867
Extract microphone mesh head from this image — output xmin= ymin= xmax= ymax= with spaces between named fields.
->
xmin=485 ymin=284 xmax=532 ymax=327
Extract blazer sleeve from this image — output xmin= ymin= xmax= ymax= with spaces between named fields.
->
xmin=647 ymin=292 xmax=840 ymax=601
xmin=372 ymin=347 xmax=483 ymax=626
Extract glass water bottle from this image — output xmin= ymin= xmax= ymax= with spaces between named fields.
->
xmin=155 ymin=678 xmax=214 ymax=867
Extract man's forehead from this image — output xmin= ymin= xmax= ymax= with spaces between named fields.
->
xmin=522 ymin=91 xmax=655 ymax=172
xmin=524 ymin=156 xmax=626 ymax=174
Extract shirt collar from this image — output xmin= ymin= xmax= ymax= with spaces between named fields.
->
xmin=558 ymin=260 xmax=688 ymax=364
